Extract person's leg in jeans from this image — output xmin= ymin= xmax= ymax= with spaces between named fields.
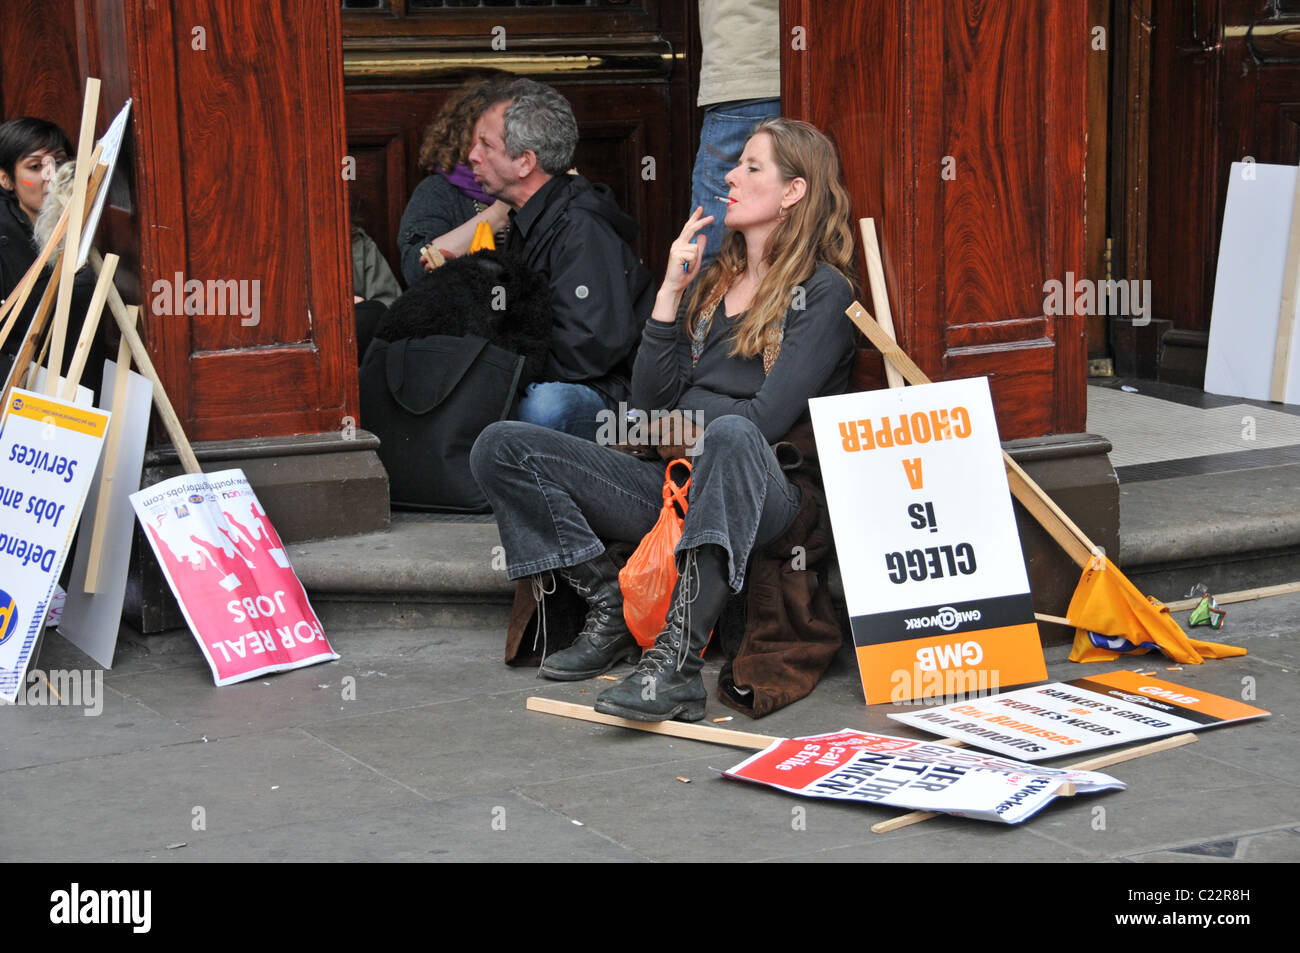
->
xmin=689 ymin=99 xmax=780 ymax=269
xmin=595 ymin=415 xmax=800 ymax=721
xmin=514 ymin=380 xmax=609 ymax=442
xmin=470 ymin=420 xmax=667 ymax=677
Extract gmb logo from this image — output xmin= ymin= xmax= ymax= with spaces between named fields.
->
xmin=0 ymin=590 xmax=18 ymax=646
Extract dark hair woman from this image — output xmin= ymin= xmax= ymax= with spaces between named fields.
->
xmin=0 ymin=118 xmax=72 ymax=303
xmin=470 ymin=117 xmax=858 ymax=722
xmin=396 ymin=72 xmax=513 ymax=287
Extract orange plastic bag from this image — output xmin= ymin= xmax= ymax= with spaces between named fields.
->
xmin=620 ymin=459 xmax=691 ymax=649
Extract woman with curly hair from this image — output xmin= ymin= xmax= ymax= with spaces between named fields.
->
xmin=396 ymin=72 xmax=513 ymax=287
xmin=471 ymin=117 xmax=858 ymax=722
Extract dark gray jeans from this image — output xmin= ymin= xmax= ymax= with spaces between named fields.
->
xmin=469 ymin=414 xmax=801 ymax=592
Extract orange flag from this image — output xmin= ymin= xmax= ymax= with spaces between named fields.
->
xmin=1067 ymin=556 xmax=1247 ymax=664
xmin=469 ymin=219 xmax=495 ymax=253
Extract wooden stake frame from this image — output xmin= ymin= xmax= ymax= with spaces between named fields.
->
xmin=90 ymin=250 xmax=202 ymax=475
xmin=48 ymin=78 xmax=101 ymax=397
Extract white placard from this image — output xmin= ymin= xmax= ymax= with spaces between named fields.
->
xmin=59 ymin=359 xmax=153 ymax=667
xmin=1205 ymin=161 xmax=1300 ymax=404
xmin=723 ymin=729 xmax=1123 ymax=825
xmin=889 ymin=670 xmax=1270 ymax=761
xmin=76 ymin=100 xmax=132 ymax=270
xmin=0 ymin=388 xmax=109 ymax=701
xmin=808 ymin=377 xmax=1044 ymax=703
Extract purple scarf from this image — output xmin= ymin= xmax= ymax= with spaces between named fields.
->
xmin=440 ymin=163 xmax=493 ymax=206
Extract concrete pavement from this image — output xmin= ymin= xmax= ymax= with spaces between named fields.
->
xmin=4 ymin=589 xmax=1296 ymax=863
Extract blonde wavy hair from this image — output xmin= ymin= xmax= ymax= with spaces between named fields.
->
xmin=33 ymin=158 xmax=77 ymax=256
xmin=685 ymin=117 xmax=857 ymax=359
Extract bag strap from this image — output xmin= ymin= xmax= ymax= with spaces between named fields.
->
xmin=664 ymin=458 xmax=692 ymax=514
xmin=385 ymin=334 xmax=490 ymax=415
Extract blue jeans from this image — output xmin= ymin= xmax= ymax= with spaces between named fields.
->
xmin=690 ymin=99 xmax=781 ymax=268
xmin=514 ymin=381 xmax=609 ymax=442
xmin=469 ymin=414 xmax=801 ymax=591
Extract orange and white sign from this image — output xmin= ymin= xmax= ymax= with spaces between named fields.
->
xmin=890 ymin=671 xmax=1270 ymax=760
xmin=809 ymin=378 xmax=1045 ymax=704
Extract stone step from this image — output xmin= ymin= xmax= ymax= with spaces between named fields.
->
xmin=288 ymin=460 xmax=1300 ymax=636
xmin=1117 ymin=463 xmax=1300 ymax=601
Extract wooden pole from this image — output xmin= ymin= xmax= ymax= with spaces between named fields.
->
xmin=83 ymin=305 xmax=138 ymax=594
xmin=90 ymin=250 xmax=203 ymax=475
xmin=1163 ymin=580 xmax=1300 ymax=612
xmin=48 ymin=78 xmax=101 ymax=397
xmin=60 ymin=253 xmax=118 ymax=400
xmin=870 ymin=732 xmax=1198 ymax=833
xmin=859 ymin=219 xmax=906 ymax=389
xmin=526 ymin=697 xmax=779 ymax=749
xmin=846 ymin=300 xmax=1101 ymax=570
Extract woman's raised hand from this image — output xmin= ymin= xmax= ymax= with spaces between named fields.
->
xmin=663 ymin=207 xmax=715 ymax=292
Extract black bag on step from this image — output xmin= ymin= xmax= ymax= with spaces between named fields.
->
xmin=360 ymin=333 xmax=524 ymax=512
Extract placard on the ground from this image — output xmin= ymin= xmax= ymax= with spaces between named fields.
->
xmin=129 ymin=468 xmax=336 ymax=686
xmin=889 ymin=670 xmax=1269 ymax=761
xmin=0 ymin=388 xmax=109 ymax=702
xmin=809 ymin=377 xmax=1045 ymax=704
xmin=723 ymin=729 xmax=1123 ymax=825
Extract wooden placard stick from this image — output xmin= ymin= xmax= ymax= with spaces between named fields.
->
xmin=0 ymin=146 xmax=105 ymax=351
xmin=859 ymin=219 xmax=906 ymax=389
xmin=60 ymin=253 xmax=118 ymax=400
xmin=83 ymin=303 xmax=139 ymax=593
xmin=30 ymin=323 xmax=53 ymax=390
xmin=91 ymin=250 xmax=202 ymax=475
xmin=48 ymin=77 xmax=102 ymax=398
xmin=529 ymin=697 xmax=971 ymax=757
xmin=845 ymin=300 xmax=1100 ymax=570
xmin=1270 ymin=165 xmax=1300 ymax=402
xmin=870 ymin=732 xmax=1197 ymax=833
xmin=3 ymin=253 xmax=64 ymax=405
xmin=526 ymin=696 xmax=780 ymax=749
xmin=1163 ymin=580 xmax=1300 ymax=612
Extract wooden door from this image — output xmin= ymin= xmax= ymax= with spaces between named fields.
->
xmin=782 ymin=0 xmax=1089 ymax=439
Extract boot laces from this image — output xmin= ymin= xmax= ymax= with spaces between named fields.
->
xmin=560 ymin=562 xmax=617 ymax=647
xmin=530 ymin=571 xmax=557 ymax=676
xmin=633 ymin=548 xmax=700 ymax=678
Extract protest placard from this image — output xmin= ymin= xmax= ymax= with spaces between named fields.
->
xmin=0 ymin=388 xmax=109 ymax=702
xmin=129 ymin=469 xmax=336 ymax=685
xmin=889 ymin=670 xmax=1269 ymax=760
xmin=723 ymin=729 xmax=1123 ymax=824
xmin=59 ymin=359 xmax=153 ymax=667
xmin=808 ymin=377 xmax=1045 ymax=704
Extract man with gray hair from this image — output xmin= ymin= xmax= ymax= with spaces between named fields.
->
xmin=468 ymin=78 xmax=652 ymax=439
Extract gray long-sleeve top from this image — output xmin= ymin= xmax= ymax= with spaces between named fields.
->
xmin=630 ymin=262 xmax=856 ymax=442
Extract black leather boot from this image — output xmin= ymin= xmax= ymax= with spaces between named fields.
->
xmin=538 ymin=552 xmax=639 ymax=680
xmin=594 ymin=545 xmax=730 ymax=722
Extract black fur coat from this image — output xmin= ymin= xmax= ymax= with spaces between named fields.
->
xmin=374 ymin=249 xmax=555 ymax=386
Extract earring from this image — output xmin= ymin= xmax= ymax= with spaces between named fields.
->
xmin=778 ymin=205 xmax=787 ymax=218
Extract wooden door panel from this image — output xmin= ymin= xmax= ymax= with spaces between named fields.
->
xmin=783 ymin=0 xmax=1087 ymax=439
xmin=109 ymin=0 xmax=359 ymax=442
